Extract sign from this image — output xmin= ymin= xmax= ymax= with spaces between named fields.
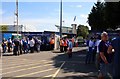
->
xmin=0 ymin=25 xmax=8 ymax=31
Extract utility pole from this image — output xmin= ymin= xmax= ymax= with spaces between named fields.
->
xmin=60 ymin=0 xmax=62 ymax=39
xmin=16 ymin=0 xmax=19 ymax=38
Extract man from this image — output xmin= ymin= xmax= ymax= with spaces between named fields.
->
xmin=50 ymin=38 xmax=55 ymax=50
xmin=108 ymin=31 xmax=120 ymax=79
xmin=2 ymin=39 xmax=7 ymax=53
xmin=63 ymin=39 xmax=68 ymax=53
xmin=68 ymin=39 xmax=73 ymax=58
xmin=13 ymin=39 xmax=20 ymax=56
xmin=60 ymin=38 xmax=64 ymax=52
xmin=95 ymin=35 xmax=101 ymax=70
xmin=7 ymin=38 xmax=12 ymax=52
xmin=85 ymin=37 xmax=94 ymax=64
xmin=98 ymin=32 xmax=111 ymax=79
xmin=29 ymin=38 xmax=35 ymax=53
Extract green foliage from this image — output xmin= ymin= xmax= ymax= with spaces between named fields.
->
xmin=77 ymin=24 xmax=89 ymax=39
xmin=104 ymin=2 xmax=120 ymax=29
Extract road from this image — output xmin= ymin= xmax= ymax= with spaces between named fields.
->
xmin=1 ymin=47 xmax=98 ymax=79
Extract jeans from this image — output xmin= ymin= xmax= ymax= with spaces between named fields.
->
xmin=3 ymin=46 xmax=6 ymax=53
xmin=85 ymin=47 xmax=93 ymax=64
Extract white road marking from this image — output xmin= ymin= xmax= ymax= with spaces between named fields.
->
xmin=2 ymin=60 xmax=47 ymax=68
xmin=51 ymin=61 xmax=65 ymax=79
xmin=2 ymin=61 xmax=53 ymax=70
xmin=2 ymin=63 xmax=53 ymax=75
xmin=15 ymin=68 xmax=55 ymax=77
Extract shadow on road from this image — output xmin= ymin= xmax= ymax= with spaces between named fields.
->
xmin=51 ymin=49 xmax=98 ymax=79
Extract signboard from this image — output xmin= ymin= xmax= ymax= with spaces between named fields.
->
xmin=0 ymin=25 xmax=8 ymax=31
xmin=0 ymin=25 xmax=23 ymax=32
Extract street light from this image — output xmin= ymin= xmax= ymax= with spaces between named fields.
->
xmin=60 ymin=0 xmax=62 ymax=39
xmin=15 ymin=0 xmax=19 ymax=38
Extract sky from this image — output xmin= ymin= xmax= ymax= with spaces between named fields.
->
xmin=1 ymin=1 xmax=96 ymax=32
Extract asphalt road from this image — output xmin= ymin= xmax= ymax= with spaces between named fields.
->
xmin=1 ymin=47 xmax=98 ymax=79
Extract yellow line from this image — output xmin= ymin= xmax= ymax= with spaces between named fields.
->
xmin=44 ymin=74 xmax=53 ymax=77
xmin=36 ymin=74 xmax=53 ymax=79
xmin=51 ymin=61 xmax=65 ymax=79
xmin=2 ymin=63 xmax=53 ymax=75
xmin=1 ymin=61 xmax=53 ymax=70
xmin=2 ymin=60 xmax=47 ymax=68
xmin=15 ymin=68 xmax=55 ymax=77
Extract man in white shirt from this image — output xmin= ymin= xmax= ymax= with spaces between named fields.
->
xmin=85 ymin=37 xmax=94 ymax=64
xmin=95 ymin=35 xmax=101 ymax=70
xmin=29 ymin=38 xmax=35 ymax=53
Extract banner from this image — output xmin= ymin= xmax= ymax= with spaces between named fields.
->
xmin=0 ymin=25 xmax=8 ymax=31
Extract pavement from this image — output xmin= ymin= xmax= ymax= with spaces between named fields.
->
xmin=1 ymin=47 xmax=98 ymax=79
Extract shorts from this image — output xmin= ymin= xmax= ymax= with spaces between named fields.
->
xmin=100 ymin=63 xmax=108 ymax=77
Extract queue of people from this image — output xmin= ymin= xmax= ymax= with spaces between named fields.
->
xmin=86 ymin=31 xmax=120 ymax=79
xmin=1 ymin=37 xmax=41 ymax=56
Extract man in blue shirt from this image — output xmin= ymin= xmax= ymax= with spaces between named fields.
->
xmin=68 ymin=39 xmax=73 ymax=58
xmin=108 ymin=31 xmax=120 ymax=79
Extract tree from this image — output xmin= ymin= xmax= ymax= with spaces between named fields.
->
xmin=104 ymin=2 xmax=120 ymax=30
xmin=77 ymin=24 xmax=89 ymax=39
xmin=88 ymin=1 xmax=107 ymax=31
xmin=88 ymin=1 xmax=120 ymax=31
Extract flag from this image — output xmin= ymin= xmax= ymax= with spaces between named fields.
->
xmin=73 ymin=16 xmax=76 ymax=21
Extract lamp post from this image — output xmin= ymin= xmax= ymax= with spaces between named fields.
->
xmin=60 ymin=0 xmax=62 ymax=39
xmin=15 ymin=0 xmax=19 ymax=38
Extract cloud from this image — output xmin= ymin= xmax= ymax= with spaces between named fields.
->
xmin=80 ymin=14 xmax=88 ymax=19
xmin=0 ymin=9 xmax=5 ymax=15
xmin=76 ymin=5 xmax=82 ymax=8
xmin=70 ymin=5 xmax=82 ymax=8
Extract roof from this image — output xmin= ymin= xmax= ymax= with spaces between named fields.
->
xmin=55 ymin=25 xmax=72 ymax=29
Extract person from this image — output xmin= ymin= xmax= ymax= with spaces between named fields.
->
xmin=108 ymin=31 xmax=120 ymax=79
xmin=22 ymin=38 xmax=27 ymax=54
xmin=2 ymin=39 xmax=7 ymax=53
xmin=60 ymin=38 xmax=64 ymax=52
xmin=95 ymin=35 xmax=101 ymax=70
xmin=68 ymin=39 xmax=73 ymax=58
xmin=29 ymin=38 xmax=35 ymax=53
xmin=19 ymin=39 xmax=23 ymax=55
xmin=13 ymin=39 xmax=20 ymax=56
xmin=33 ymin=37 xmax=38 ymax=52
xmin=63 ymin=39 xmax=68 ymax=53
xmin=50 ymin=38 xmax=55 ymax=50
xmin=98 ymin=32 xmax=111 ymax=79
xmin=85 ymin=37 xmax=94 ymax=64
xmin=7 ymin=38 xmax=12 ymax=52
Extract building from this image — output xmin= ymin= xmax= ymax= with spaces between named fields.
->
xmin=0 ymin=25 xmax=23 ymax=42
xmin=55 ymin=25 xmax=73 ymax=34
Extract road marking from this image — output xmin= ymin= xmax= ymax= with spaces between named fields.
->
xmin=1 ymin=61 xmax=53 ymax=70
xmin=2 ymin=63 xmax=53 ymax=75
xmin=44 ymin=74 xmax=53 ymax=77
xmin=2 ymin=59 xmax=45 ymax=65
xmin=2 ymin=60 xmax=47 ymax=68
xmin=36 ymin=74 xmax=53 ymax=79
xmin=51 ymin=61 xmax=65 ymax=79
xmin=15 ymin=68 xmax=55 ymax=77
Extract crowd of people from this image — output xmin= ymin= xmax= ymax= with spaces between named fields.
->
xmin=1 ymin=36 xmax=74 ymax=58
xmin=86 ymin=31 xmax=120 ymax=79
xmin=1 ymin=36 xmax=41 ymax=56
